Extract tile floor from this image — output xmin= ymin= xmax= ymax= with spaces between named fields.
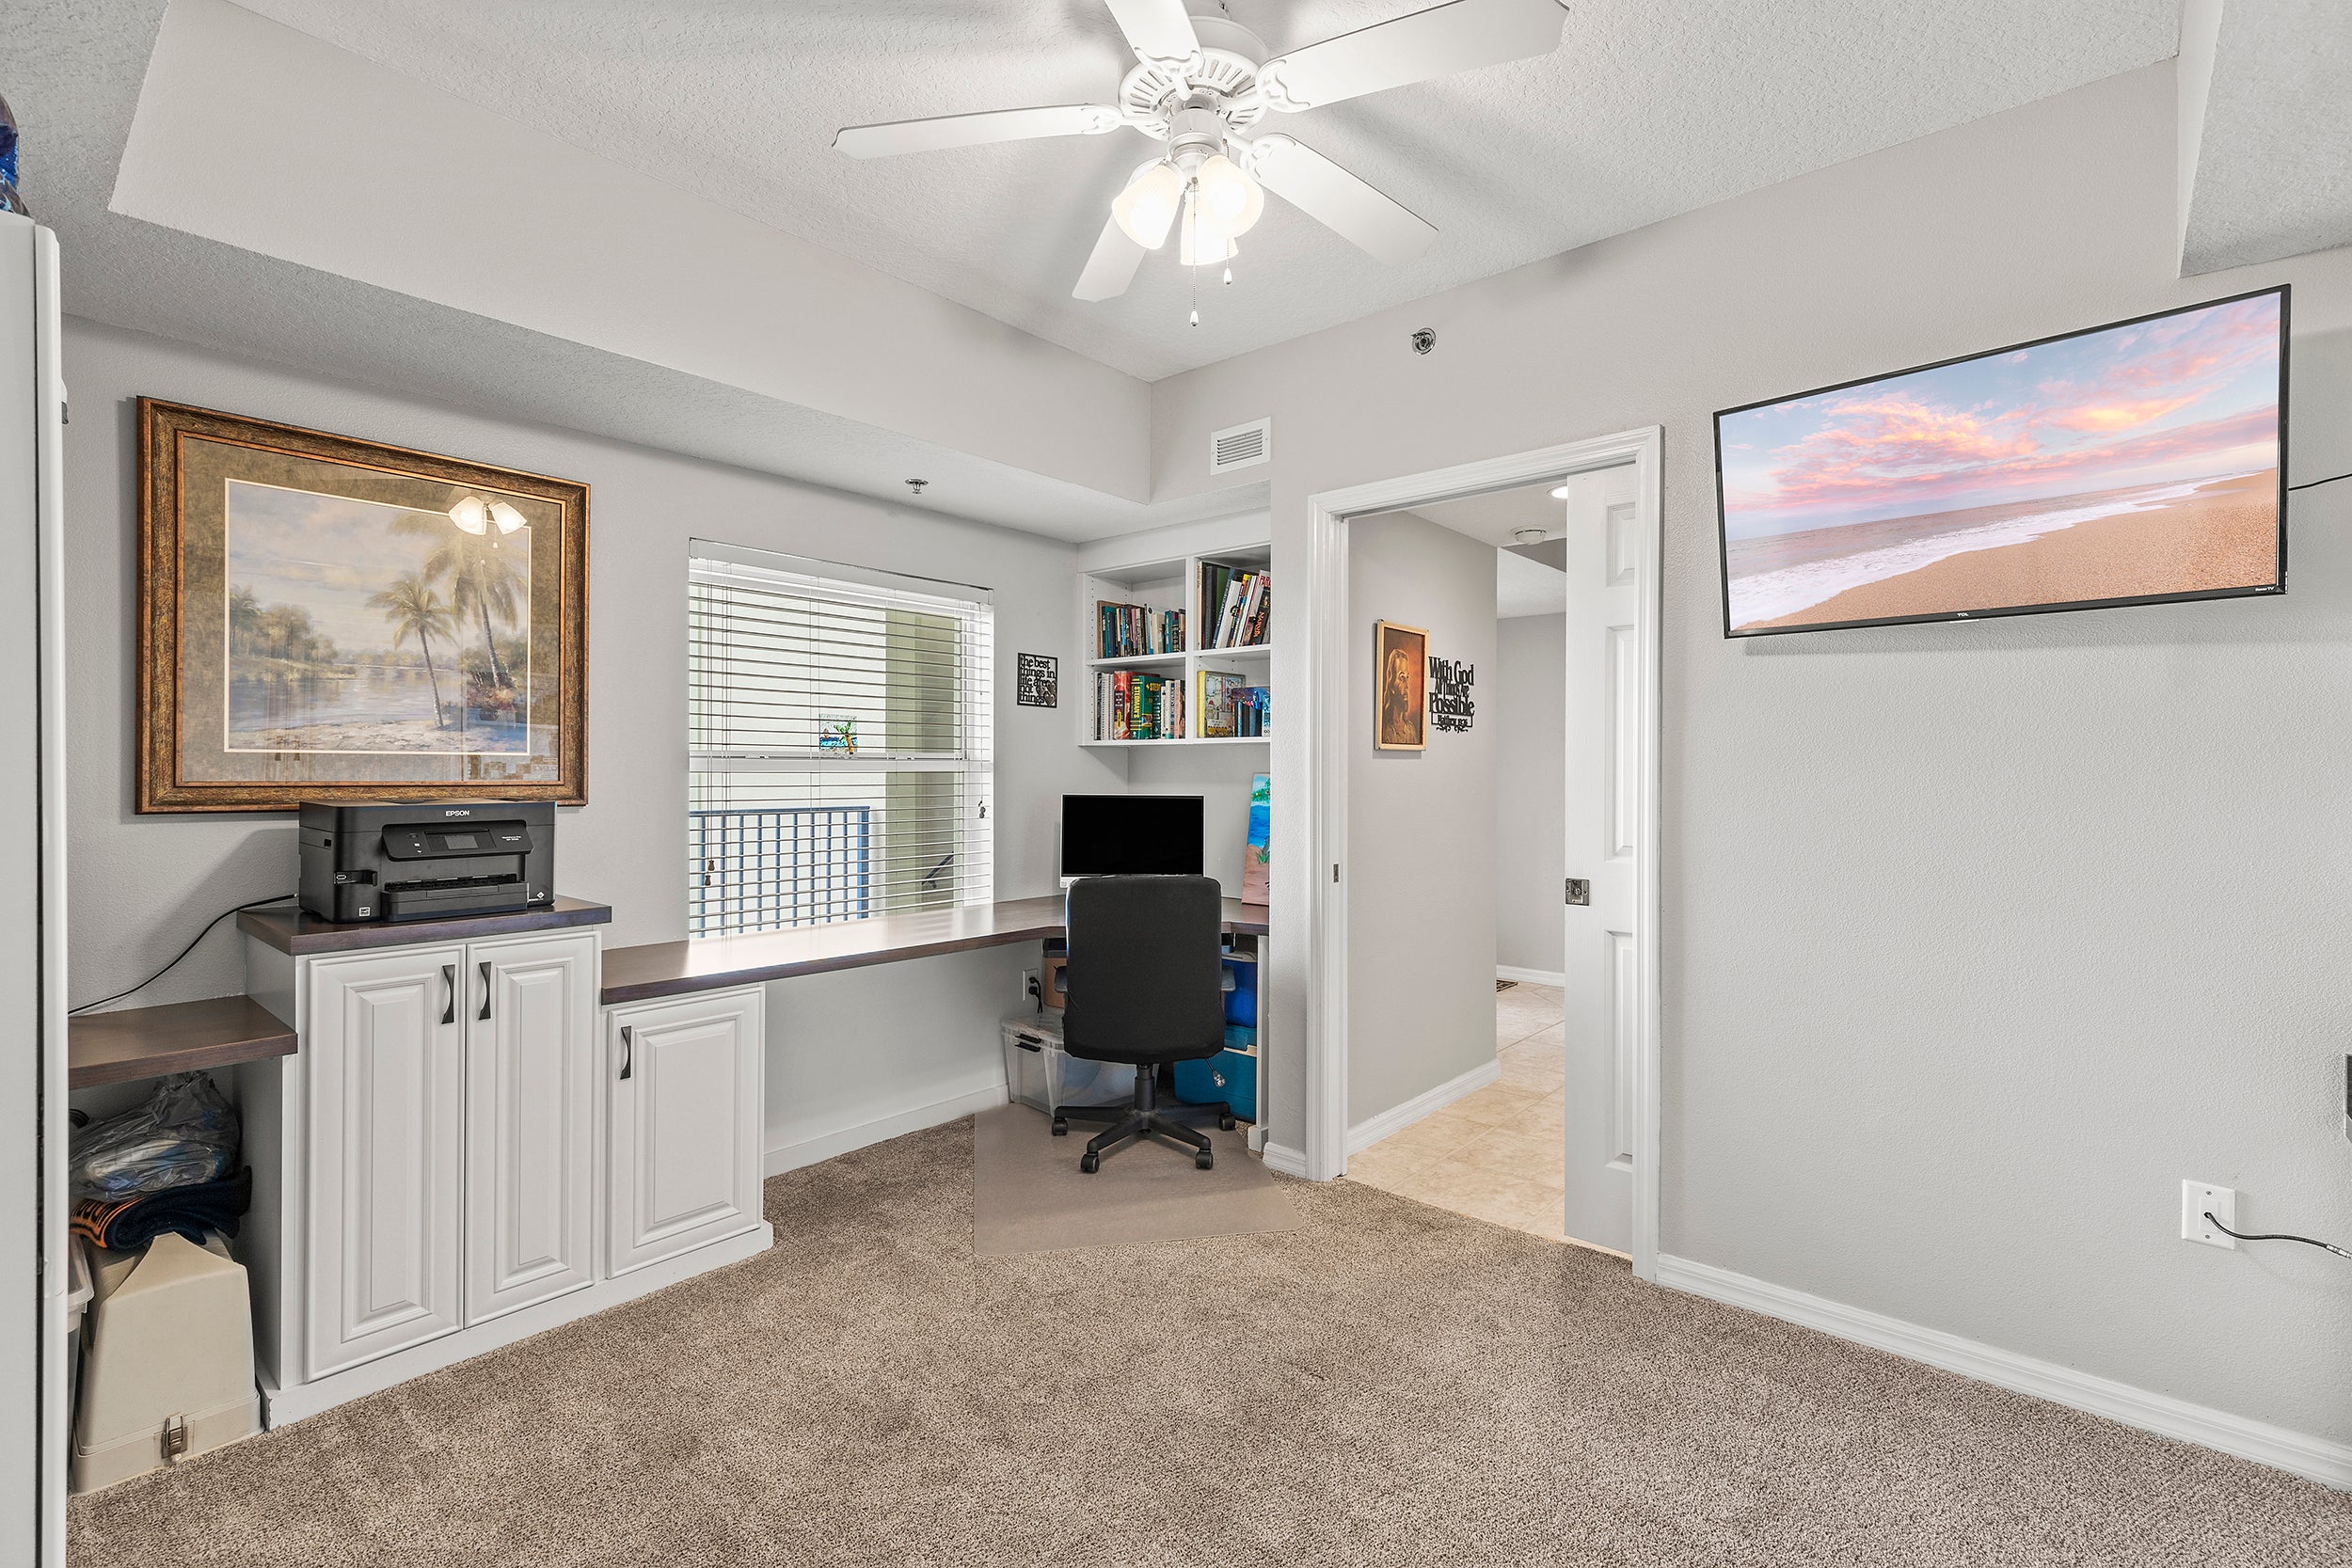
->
xmin=1343 ymin=982 xmax=1581 ymax=1246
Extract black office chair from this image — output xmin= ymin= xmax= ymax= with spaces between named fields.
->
xmin=1054 ymin=875 xmax=1236 ymax=1173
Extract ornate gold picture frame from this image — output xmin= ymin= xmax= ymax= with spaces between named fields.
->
xmin=136 ymin=400 xmax=587 ymax=812
xmin=1373 ymin=619 xmax=1427 ymax=752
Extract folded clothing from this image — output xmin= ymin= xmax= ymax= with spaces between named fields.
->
xmin=72 ymin=1166 xmax=252 ymax=1252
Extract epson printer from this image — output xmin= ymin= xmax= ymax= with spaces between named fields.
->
xmin=299 ymin=801 xmax=555 ymax=924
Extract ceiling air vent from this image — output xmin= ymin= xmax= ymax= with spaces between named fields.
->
xmin=1210 ymin=417 xmax=1271 ymax=475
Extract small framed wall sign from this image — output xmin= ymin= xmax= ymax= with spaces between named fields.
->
xmin=1016 ymin=653 xmax=1058 ymax=708
xmin=1374 ymin=620 xmax=1427 ymax=752
xmin=136 ymin=400 xmax=588 ymax=812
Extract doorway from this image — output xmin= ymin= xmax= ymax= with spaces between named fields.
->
xmin=1302 ymin=429 xmax=1662 ymax=1276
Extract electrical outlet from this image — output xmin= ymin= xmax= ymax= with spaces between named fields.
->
xmin=2181 ymin=1180 xmax=2237 ymax=1249
xmin=1021 ymin=969 xmax=1040 ymax=1006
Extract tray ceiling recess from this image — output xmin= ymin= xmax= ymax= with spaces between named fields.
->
xmin=834 ymin=0 xmax=1568 ymax=316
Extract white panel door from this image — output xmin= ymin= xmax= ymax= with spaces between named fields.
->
xmin=605 ymin=988 xmax=764 ymax=1277
xmin=305 ymin=946 xmax=466 ymax=1378
xmin=1561 ymin=472 xmax=1645 ymax=1254
xmin=464 ymin=933 xmax=597 ymax=1324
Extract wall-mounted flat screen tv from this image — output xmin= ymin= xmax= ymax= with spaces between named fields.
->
xmin=1714 ymin=286 xmax=2288 ymax=637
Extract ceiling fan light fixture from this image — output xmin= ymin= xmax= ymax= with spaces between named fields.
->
xmin=1192 ymin=152 xmax=1263 ymax=238
xmin=486 ymin=499 xmax=528 ymax=534
xmin=1111 ymin=159 xmax=1184 ymax=248
xmin=447 ymin=495 xmax=490 ymax=535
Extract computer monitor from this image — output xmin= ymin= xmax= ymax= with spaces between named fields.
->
xmin=1060 ymin=794 xmax=1204 ymax=878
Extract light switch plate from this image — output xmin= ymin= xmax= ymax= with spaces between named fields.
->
xmin=2181 ymin=1180 xmax=2237 ymax=1248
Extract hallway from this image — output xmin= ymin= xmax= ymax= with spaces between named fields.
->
xmin=1343 ymin=983 xmax=1583 ymax=1246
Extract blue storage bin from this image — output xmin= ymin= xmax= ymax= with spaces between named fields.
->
xmin=1223 ymin=957 xmax=1258 ymax=1028
xmin=1174 ymin=1046 xmax=1257 ymax=1122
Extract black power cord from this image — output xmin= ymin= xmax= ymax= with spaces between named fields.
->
xmin=2202 ymin=1211 xmax=2352 ymax=1261
xmin=2286 ymin=468 xmax=2351 ymax=493
xmin=69 ymin=894 xmax=294 ymax=1016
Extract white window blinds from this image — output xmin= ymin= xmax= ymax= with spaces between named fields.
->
xmin=688 ymin=548 xmax=993 ymax=938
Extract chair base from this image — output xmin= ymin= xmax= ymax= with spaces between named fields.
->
xmin=1053 ymin=1070 xmax=1234 ymax=1172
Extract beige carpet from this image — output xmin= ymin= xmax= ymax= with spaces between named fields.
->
xmin=68 ymin=1119 xmax=2351 ymax=1567
xmin=972 ymin=1101 xmax=1295 ymax=1256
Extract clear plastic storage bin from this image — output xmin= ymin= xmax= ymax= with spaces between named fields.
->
xmin=1001 ymin=1012 xmax=1135 ymax=1116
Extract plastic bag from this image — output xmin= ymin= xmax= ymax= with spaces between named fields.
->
xmin=69 ymin=1072 xmax=241 ymax=1201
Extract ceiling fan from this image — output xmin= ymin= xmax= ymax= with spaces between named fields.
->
xmin=834 ymin=0 xmax=1569 ymax=304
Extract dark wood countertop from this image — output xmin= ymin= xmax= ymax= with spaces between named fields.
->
xmin=602 ymin=896 xmax=1272 ymax=1005
xmin=240 ymin=895 xmax=612 ymax=956
xmin=69 ymin=995 xmax=297 ymax=1089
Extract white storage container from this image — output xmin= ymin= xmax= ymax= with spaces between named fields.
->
xmin=1001 ymin=1012 xmax=1135 ymax=1116
xmin=73 ymin=1232 xmax=262 ymax=1493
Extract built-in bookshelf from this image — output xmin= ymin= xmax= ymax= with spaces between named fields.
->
xmin=1078 ymin=531 xmax=1272 ymax=749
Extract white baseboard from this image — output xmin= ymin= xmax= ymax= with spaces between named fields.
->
xmin=1656 ymin=1255 xmax=2352 ymax=1492
xmin=765 ymin=1073 xmax=1008 ymax=1177
xmin=1346 ymin=1057 xmax=1502 ymax=1156
xmin=1496 ymin=965 xmax=1567 ymax=988
xmin=1262 ymin=1141 xmax=1309 ymax=1178
xmin=262 ymin=1224 xmax=773 ymax=1428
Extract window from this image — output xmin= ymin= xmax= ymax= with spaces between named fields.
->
xmin=688 ymin=546 xmax=993 ymax=937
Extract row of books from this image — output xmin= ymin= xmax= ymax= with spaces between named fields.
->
xmin=1097 ymin=600 xmax=1184 ymax=658
xmin=1093 ymin=670 xmax=1186 ymax=740
xmin=1199 ymin=671 xmax=1270 ymax=737
xmin=1200 ymin=564 xmax=1269 ymax=649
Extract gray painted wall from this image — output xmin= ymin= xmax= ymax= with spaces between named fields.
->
xmin=1149 ymin=63 xmax=2352 ymax=1445
xmin=1127 ymin=746 xmax=1263 ymax=895
xmin=1495 ymin=612 xmax=1566 ymax=977
xmin=58 ymin=319 xmax=1124 ymax=1157
xmin=1347 ymin=512 xmax=1497 ymax=1131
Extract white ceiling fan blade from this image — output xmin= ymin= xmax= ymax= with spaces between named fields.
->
xmin=1258 ymin=0 xmax=1565 ymax=111
xmin=1103 ymin=0 xmax=1201 ymax=65
xmin=1246 ymin=135 xmax=1437 ymax=265
xmin=1073 ymin=215 xmax=1149 ymax=302
xmin=834 ymin=104 xmax=1121 ymax=158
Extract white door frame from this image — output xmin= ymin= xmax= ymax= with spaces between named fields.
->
xmin=1304 ymin=425 xmax=1664 ymax=1281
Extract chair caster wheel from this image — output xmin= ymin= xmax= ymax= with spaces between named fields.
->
xmin=1079 ymin=1152 xmax=1100 ymax=1174
xmin=1195 ymin=1149 xmax=1215 ymax=1170
xmin=1051 ymin=1117 xmax=1068 ymax=1136
xmin=1218 ymin=1116 xmax=1236 ymax=1131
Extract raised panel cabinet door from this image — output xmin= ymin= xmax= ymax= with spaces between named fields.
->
xmin=305 ymin=946 xmax=466 ymax=1380
xmin=464 ymin=933 xmax=597 ymax=1324
xmin=605 ymin=988 xmax=764 ymax=1277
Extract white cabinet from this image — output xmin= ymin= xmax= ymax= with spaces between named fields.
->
xmin=605 ymin=987 xmax=765 ymax=1277
xmin=248 ymin=917 xmax=773 ymax=1416
xmin=303 ymin=946 xmax=467 ymax=1379
xmin=302 ymin=931 xmax=599 ymax=1379
xmin=463 ymin=933 xmax=597 ymax=1324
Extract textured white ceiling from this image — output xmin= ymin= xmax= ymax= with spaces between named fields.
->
xmin=230 ymin=0 xmax=2182 ymax=381
xmin=2180 ymin=0 xmax=2352 ymax=277
xmin=7 ymin=0 xmax=1264 ymax=542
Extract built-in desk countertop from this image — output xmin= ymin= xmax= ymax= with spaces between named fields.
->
xmin=240 ymin=895 xmax=613 ymax=956
xmin=600 ymin=895 xmax=1272 ymax=1006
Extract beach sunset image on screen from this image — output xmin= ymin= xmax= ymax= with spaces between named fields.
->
xmin=1716 ymin=290 xmax=2284 ymax=635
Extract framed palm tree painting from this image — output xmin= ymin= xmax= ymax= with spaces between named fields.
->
xmin=136 ymin=401 xmax=587 ymax=811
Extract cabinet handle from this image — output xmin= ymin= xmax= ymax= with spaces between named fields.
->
xmin=477 ymin=960 xmax=492 ymax=1022
xmin=440 ymin=965 xmax=455 ymax=1025
xmin=618 ymin=1025 xmax=633 ymax=1081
